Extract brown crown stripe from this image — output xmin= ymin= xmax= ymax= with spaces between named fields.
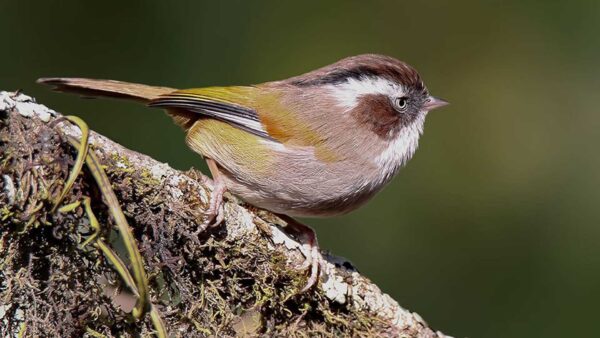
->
xmin=289 ymin=54 xmax=426 ymax=94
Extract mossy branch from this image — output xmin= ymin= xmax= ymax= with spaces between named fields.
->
xmin=0 ymin=91 xmax=448 ymax=337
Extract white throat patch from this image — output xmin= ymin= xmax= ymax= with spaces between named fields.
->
xmin=373 ymin=113 xmax=425 ymax=185
xmin=327 ymin=76 xmax=425 ymax=186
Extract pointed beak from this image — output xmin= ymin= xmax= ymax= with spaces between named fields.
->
xmin=423 ymin=96 xmax=449 ymax=111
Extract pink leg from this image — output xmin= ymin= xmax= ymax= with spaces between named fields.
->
xmin=276 ymin=214 xmax=322 ymax=292
xmin=201 ymin=159 xmax=321 ymax=291
xmin=202 ymin=158 xmax=226 ymax=228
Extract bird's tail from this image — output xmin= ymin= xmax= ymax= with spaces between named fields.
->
xmin=37 ymin=77 xmax=200 ymax=130
xmin=37 ymin=77 xmax=176 ymax=103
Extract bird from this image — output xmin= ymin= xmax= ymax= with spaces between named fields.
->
xmin=38 ymin=54 xmax=448 ymax=291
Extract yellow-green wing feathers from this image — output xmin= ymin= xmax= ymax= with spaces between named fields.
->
xmin=149 ymin=86 xmax=272 ymax=139
xmin=186 ymin=119 xmax=276 ymax=174
xmin=150 ymin=85 xmax=339 ymax=162
xmin=173 ymin=86 xmax=257 ymax=106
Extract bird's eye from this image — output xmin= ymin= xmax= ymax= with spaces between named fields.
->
xmin=394 ymin=97 xmax=408 ymax=111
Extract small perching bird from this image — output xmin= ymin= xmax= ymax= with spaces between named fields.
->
xmin=38 ymin=54 xmax=448 ymax=291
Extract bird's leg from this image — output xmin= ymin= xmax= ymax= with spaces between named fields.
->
xmin=275 ymin=214 xmax=323 ymax=292
xmin=201 ymin=159 xmax=321 ymax=291
xmin=202 ymin=158 xmax=227 ymax=228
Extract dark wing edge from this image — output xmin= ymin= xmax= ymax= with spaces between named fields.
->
xmin=148 ymin=94 xmax=276 ymax=141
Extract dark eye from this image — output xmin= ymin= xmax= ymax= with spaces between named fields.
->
xmin=395 ymin=97 xmax=408 ymax=111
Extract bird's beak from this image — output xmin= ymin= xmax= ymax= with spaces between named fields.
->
xmin=423 ymin=96 xmax=449 ymax=111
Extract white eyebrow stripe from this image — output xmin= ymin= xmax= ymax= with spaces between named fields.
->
xmin=327 ymin=76 xmax=405 ymax=110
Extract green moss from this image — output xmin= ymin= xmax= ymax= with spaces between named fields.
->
xmin=0 ymin=111 xmax=397 ymax=337
xmin=138 ymin=168 xmax=161 ymax=187
xmin=109 ymin=153 xmax=135 ymax=174
xmin=0 ymin=206 xmax=14 ymax=221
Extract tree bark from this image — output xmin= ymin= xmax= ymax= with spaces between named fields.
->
xmin=0 ymin=91 xmax=449 ymax=337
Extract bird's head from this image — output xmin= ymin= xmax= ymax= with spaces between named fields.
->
xmin=289 ymin=54 xmax=448 ymax=140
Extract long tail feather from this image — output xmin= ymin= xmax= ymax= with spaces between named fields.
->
xmin=37 ymin=77 xmax=175 ymax=102
xmin=38 ymin=77 xmax=200 ymax=130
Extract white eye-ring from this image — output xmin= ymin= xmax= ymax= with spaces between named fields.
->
xmin=394 ymin=97 xmax=408 ymax=111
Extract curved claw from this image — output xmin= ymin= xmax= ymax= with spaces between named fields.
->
xmin=274 ymin=215 xmax=323 ymax=292
xmin=52 ymin=115 xmax=90 ymax=212
xmin=298 ymin=242 xmax=322 ymax=293
xmin=200 ymin=176 xmax=226 ymax=229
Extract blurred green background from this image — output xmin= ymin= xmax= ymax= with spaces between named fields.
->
xmin=2 ymin=1 xmax=599 ymax=336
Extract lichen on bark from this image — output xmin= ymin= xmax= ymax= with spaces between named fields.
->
xmin=0 ymin=91 xmax=447 ymax=337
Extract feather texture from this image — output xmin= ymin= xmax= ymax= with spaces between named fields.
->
xmin=36 ymin=77 xmax=174 ymax=102
xmin=149 ymin=86 xmax=278 ymax=139
xmin=36 ymin=54 xmax=438 ymax=217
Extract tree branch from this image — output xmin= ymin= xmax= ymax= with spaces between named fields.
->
xmin=0 ymin=91 xmax=449 ymax=337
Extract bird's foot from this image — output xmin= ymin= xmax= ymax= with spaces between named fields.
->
xmin=276 ymin=215 xmax=323 ymax=293
xmin=199 ymin=174 xmax=226 ymax=230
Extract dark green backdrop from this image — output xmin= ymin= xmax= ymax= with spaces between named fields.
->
xmin=2 ymin=1 xmax=599 ymax=337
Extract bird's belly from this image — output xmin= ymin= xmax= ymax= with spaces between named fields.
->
xmin=219 ymin=160 xmax=391 ymax=217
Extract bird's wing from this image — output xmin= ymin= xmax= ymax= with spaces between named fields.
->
xmin=148 ymin=86 xmax=276 ymax=140
xmin=150 ymin=86 xmax=342 ymax=182
xmin=149 ymin=86 xmax=330 ymax=151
